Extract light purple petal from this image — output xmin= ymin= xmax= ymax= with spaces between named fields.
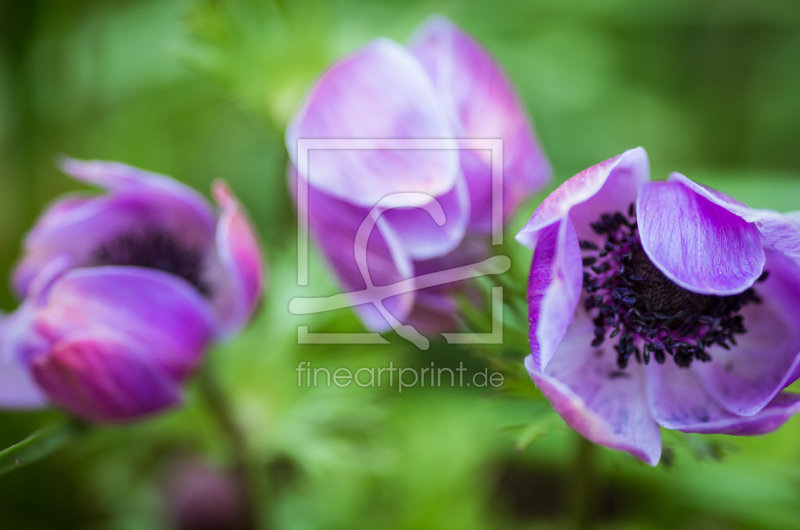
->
xmin=646 ymin=357 xmax=800 ymax=434
xmin=291 ymin=168 xmax=415 ymax=332
xmin=525 ymin=218 xmax=583 ymax=371
xmin=379 ymin=172 xmax=470 ymax=260
xmin=669 ymin=173 xmax=800 ymax=261
xmin=31 ymin=335 xmax=182 ymax=422
xmin=516 ymin=147 xmax=649 ymax=248
xmin=286 ymin=39 xmax=459 ymax=209
xmin=0 ymin=311 xmax=48 ymax=408
xmin=33 ymin=267 xmax=218 ymax=382
xmin=207 ymin=181 xmax=265 ymax=339
xmin=693 ymin=249 xmax=800 ymax=416
xmin=15 ymin=159 xmax=217 ymax=298
xmin=637 ymin=179 xmax=765 ymax=295
xmin=408 ymin=15 xmax=552 ymax=226
xmin=525 ymin=311 xmax=661 ymax=466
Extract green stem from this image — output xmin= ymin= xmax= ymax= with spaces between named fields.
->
xmin=0 ymin=418 xmax=87 ymax=477
xmin=197 ymin=366 xmax=266 ymax=530
xmin=569 ymin=435 xmax=596 ymax=530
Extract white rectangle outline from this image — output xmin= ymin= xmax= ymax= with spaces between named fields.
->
xmin=295 ymin=138 xmax=505 ymax=345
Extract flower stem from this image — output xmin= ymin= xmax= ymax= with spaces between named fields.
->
xmin=197 ymin=366 xmax=266 ymax=530
xmin=569 ymin=435 xmax=596 ymax=530
xmin=0 ymin=417 xmax=87 ymax=477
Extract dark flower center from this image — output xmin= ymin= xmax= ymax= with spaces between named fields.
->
xmin=581 ymin=204 xmax=766 ymax=370
xmin=93 ymin=230 xmax=210 ymax=295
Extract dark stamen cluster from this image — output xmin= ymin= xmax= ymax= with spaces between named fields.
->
xmin=93 ymin=230 xmax=209 ymax=295
xmin=581 ymin=204 xmax=766 ymax=370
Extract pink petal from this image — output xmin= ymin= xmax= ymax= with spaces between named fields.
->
xmin=637 ymin=179 xmax=765 ymax=295
xmin=525 ymin=310 xmax=661 ymax=466
xmin=0 ymin=310 xmax=49 ymax=409
xmin=286 ymin=39 xmax=459 ymax=208
xmin=408 ymin=15 xmax=552 ymax=226
xmin=693 ymin=249 xmax=800 ymax=416
xmin=208 ymin=181 xmax=266 ymax=338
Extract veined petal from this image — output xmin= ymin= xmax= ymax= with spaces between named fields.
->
xmin=516 ymin=147 xmax=649 ymax=248
xmin=408 ymin=15 xmax=551 ymax=226
xmin=208 ymin=181 xmax=265 ymax=339
xmin=31 ymin=335 xmax=182 ymax=422
xmin=286 ymin=39 xmax=459 ymax=209
xmin=669 ymin=173 xmax=800 ymax=261
xmin=291 ymin=168 xmax=415 ymax=332
xmin=637 ymin=179 xmax=765 ymax=295
xmin=0 ymin=311 xmax=48 ymax=409
xmin=525 ymin=218 xmax=583 ymax=371
xmin=646 ymin=358 xmax=800 ymax=435
xmin=525 ymin=311 xmax=661 ymax=466
xmin=693 ymin=249 xmax=800 ymax=416
xmin=15 ymin=160 xmax=217 ymax=299
xmin=379 ymin=171 xmax=470 ymax=261
xmin=33 ymin=267 xmax=218 ymax=382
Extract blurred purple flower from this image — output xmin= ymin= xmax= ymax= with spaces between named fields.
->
xmin=286 ymin=15 xmax=551 ymax=333
xmin=0 ymin=159 xmax=264 ymax=422
xmin=516 ymin=147 xmax=800 ymax=465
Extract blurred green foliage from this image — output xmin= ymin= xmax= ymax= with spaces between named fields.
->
xmin=1 ymin=0 xmax=800 ymax=529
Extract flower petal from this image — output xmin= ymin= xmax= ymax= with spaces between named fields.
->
xmin=516 ymin=147 xmax=649 ymax=248
xmin=525 ymin=217 xmax=583 ymax=371
xmin=646 ymin=358 xmax=800 ymax=435
xmin=0 ymin=311 xmax=48 ymax=408
xmin=33 ymin=267 xmax=218 ymax=382
xmin=286 ymin=38 xmax=459 ymax=208
xmin=31 ymin=335 xmax=182 ymax=422
xmin=669 ymin=173 xmax=800 ymax=260
xmin=379 ymin=171 xmax=470 ymax=261
xmin=693 ymin=249 xmax=800 ymax=416
xmin=291 ymin=168 xmax=415 ymax=332
xmin=525 ymin=311 xmax=661 ymax=466
xmin=637 ymin=178 xmax=765 ymax=295
xmin=208 ymin=181 xmax=266 ymax=338
xmin=408 ymin=15 xmax=552 ymax=226
xmin=15 ymin=159 xmax=217 ymax=298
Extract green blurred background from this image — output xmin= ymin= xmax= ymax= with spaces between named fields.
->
xmin=2 ymin=0 xmax=800 ymax=529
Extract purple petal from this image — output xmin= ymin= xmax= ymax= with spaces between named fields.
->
xmin=525 ymin=218 xmax=583 ymax=371
xmin=291 ymin=168 xmax=415 ymax=332
xmin=516 ymin=147 xmax=649 ymax=248
xmin=31 ymin=335 xmax=182 ymax=422
xmin=525 ymin=311 xmax=661 ymax=466
xmin=207 ymin=181 xmax=265 ymax=339
xmin=669 ymin=173 xmax=800 ymax=261
xmin=15 ymin=159 xmax=217 ymax=298
xmin=408 ymin=15 xmax=552 ymax=226
xmin=33 ymin=267 xmax=218 ymax=383
xmin=637 ymin=179 xmax=765 ymax=295
xmin=0 ymin=311 xmax=49 ymax=408
xmin=646 ymin=359 xmax=800 ymax=435
xmin=286 ymin=39 xmax=459 ymax=208
xmin=693 ymin=249 xmax=800 ymax=416
xmin=379 ymin=172 xmax=470 ymax=260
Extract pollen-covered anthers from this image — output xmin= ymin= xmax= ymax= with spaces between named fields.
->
xmin=581 ymin=204 xmax=767 ymax=370
xmin=93 ymin=230 xmax=210 ymax=295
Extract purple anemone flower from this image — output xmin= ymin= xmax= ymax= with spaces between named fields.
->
xmin=516 ymin=147 xmax=800 ymax=465
xmin=0 ymin=159 xmax=264 ymax=422
xmin=287 ymin=15 xmax=551 ymax=333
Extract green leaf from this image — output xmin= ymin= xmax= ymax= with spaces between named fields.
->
xmin=0 ymin=418 xmax=87 ymax=477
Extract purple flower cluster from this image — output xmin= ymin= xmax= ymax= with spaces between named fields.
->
xmin=517 ymin=148 xmax=800 ymax=465
xmin=0 ymin=159 xmax=264 ymax=422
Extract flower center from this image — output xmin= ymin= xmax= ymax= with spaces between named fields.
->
xmin=93 ymin=230 xmax=209 ymax=295
xmin=581 ymin=204 xmax=766 ymax=370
